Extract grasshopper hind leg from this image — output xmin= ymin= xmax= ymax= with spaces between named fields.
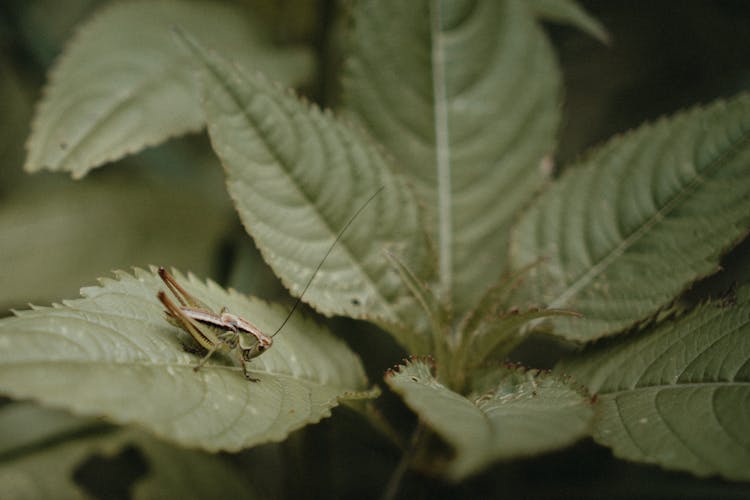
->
xmin=162 ymin=310 xmax=208 ymax=356
xmin=158 ymin=267 xmax=211 ymax=310
xmin=158 ymin=290 xmax=223 ymax=373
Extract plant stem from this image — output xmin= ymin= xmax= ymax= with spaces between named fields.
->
xmin=380 ymin=449 xmax=410 ymax=500
xmin=380 ymin=422 xmax=426 ymax=500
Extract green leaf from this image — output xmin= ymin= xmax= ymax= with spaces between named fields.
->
xmin=0 ymin=403 xmax=256 ymax=499
xmin=529 ymin=0 xmax=609 ymax=44
xmin=0 ymin=269 xmax=373 ymax=452
xmin=560 ymin=285 xmax=750 ymax=481
xmin=386 ymin=359 xmax=592 ymax=480
xmin=180 ymin=33 xmax=433 ymax=353
xmin=343 ymin=0 xmax=561 ymax=317
xmin=510 ymin=92 xmax=750 ymax=341
xmin=0 ymin=179 xmax=229 ymax=310
xmin=24 ymin=0 xmax=313 ymax=178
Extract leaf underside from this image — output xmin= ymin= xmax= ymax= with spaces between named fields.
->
xmin=511 ymin=92 xmax=750 ymax=341
xmin=560 ymin=284 xmax=750 ymax=481
xmin=0 ymin=269 xmax=372 ymax=452
xmin=343 ymin=0 xmax=561 ymax=318
xmin=180 ymin=33 xmax=433 ymax=353
xmin=24 ymin=0 xmax=312 ymax=178
xmin=386 ymin=359 xmax=592 ymax=480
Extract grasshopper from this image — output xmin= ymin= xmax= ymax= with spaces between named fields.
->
xmin=157 ymin=186 xmax=383 ymax=381
xmin=157 ymin=268 xmax=271 ymax=381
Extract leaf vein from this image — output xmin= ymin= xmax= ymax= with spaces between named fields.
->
xmin=550 ymin=124 xmax=750 ymax=308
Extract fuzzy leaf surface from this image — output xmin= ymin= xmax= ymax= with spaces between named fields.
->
xmin=343 ymin=0 xmax=560 ymax=317
xmin=183 ymin=34 xmax=432 ymax=352
xmin=560 ymin=285 xmax=750 ymax=481
xmin=0 ymin=269 xmax=372 ymax=452
xmin=25 ymin=0 xmax=312 ymax=178
xmin=0 ymin=404 xmax=255 ymax=499
xmin=511 ymin=93 xmax=750 ymax=341
xmin=386 ymin=359 xmax=592 ymax=480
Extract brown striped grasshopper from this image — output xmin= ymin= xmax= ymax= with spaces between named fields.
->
xmin=157 ymin=187 xmax=383 ymax=381
xmin=157 ymin=268 xmax=272 ymax=381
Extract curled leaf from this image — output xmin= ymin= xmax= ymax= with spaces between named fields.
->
xmin=386 ymin=359 xmax=592 ymax=480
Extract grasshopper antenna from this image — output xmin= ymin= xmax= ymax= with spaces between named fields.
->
xmin=271 ymin=186 xmax=385 ymax=337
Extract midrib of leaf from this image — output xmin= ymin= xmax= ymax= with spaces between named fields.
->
xmin=49 ymin=62 xmax=183 ymax=172
xmin=343 ymin=1 xmax=561 ymax=322
xmin=430 ymin=0 xmax=453 ymax=299
xmin=605 ymin=381 xmax=750 ymax=397
xmin=200 ymin=55 xmax=393 ymax=317
xmin=549 ymin=127 xmax=750 ymax=309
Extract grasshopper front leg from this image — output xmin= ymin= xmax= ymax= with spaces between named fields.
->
xmin=238 ymin=350 xmax=260 ymax=382
xmin=193 ymin=344 xmax=221 ymax=372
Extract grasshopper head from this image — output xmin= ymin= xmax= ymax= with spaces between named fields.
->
xmin=239 ymin=331 xmax=273 ymax=360
xmin=217 ymin=312 xmax=273 ymax=360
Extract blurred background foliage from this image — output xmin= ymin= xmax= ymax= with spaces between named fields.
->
xmin=1 ymin=0 xmax=750 ymax=498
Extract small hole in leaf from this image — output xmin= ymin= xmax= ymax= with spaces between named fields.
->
xmin=351 ymin=298 xmax=361 ymax=306
xmin=73 ymin=444 xmax=148 ymax=500
xmin=411 ymin=376 xmax=419 ymax=382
